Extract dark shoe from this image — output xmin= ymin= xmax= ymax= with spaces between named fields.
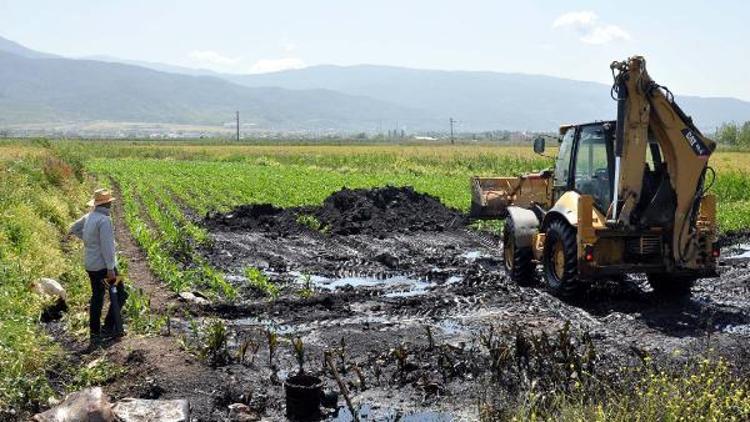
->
xmin=101 ymin=327 xmax=125 ymax=339
xmin=84 ymin=336 xmax=103 ymax=353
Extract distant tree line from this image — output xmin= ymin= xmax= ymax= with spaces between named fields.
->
xmin=714 ymin=121 xmax=750 ymax=147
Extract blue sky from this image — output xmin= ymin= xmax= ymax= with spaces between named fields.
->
xmin=1 ymin=0 xmax=748 ymax=100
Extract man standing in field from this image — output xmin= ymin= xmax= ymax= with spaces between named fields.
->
xmin=69 ymin=188 xmax=127 ymax=347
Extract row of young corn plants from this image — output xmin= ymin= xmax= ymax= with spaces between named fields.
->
xmin=93 ymin=158 xmax=481 ymax=215
xmin=115 ymin=174 xmax=235 ymax=300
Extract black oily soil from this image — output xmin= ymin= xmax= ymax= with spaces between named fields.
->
xmin=203 ymin=186 xmax=466 ymax=237
xmin=204 ymin=203 xmax=305 ymax=235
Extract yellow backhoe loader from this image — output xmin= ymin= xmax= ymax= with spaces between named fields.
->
xmin=471 ymin=56 xmax=718 ymax=297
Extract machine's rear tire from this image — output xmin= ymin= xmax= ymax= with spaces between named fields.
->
xmin=543 ymin=219 xmax=580 ymax=297
xmin=503 ymin=217 xmax=535 ymax=285
xmin=647 ymin=274 xmax=695 ymax=297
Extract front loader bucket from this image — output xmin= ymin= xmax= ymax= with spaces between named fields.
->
xmin=469 ymin=175 xmax=550 ymax=219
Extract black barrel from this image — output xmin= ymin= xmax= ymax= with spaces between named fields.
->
xmin=285 ymin=374 xmax=323 ymax=420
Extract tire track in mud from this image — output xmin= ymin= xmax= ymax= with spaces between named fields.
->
xmin=190 ymin=187 xmax=750 ymax=420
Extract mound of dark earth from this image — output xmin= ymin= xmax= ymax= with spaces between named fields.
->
xmin=204 ymin=186 xmax=466 ymax=237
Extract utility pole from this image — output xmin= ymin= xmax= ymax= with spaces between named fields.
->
xmin=236 ymin=111 xmax=240 ymax=142
xmin=449 ymin=117 xmax=455 ymax=144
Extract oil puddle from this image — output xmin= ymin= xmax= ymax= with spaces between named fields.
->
xmin=460 ymin=250 xmax=485 ymax=260
xmin=435 ymin=319 xmax=466 ymax=336
xmin=723 ymin=243 xmax=750 ymax=260
xmin=722 ymin=324 xmax=750 ymax=335
xmin=230 ymin=317 xmax=296 ymax=335
xmin=294 ymin=272 xmax=463 ymax=298
xmin=332 ymin=403 xmax=452 ymax=421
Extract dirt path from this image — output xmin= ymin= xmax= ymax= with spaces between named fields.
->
xmin=111 ymin=190 xmax=174 ymax=313
xmin=44 ymin=187 xmax=229 ymax=421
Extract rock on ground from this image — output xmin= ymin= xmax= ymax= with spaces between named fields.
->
xmin=33 ymin=277 xmax=67 ymax=301
xmin=179 ymin=291 xmax=210 ymax=306
xmin=112 ymin=398 xmax=190 ymax=422
xmin=33 ymin=387 xmax=113 ymax=422
xmin=228 ymin=403 xmax=260 ymax=421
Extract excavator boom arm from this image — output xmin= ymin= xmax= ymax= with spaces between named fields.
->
xmin=611 ymin=56 xmax=715 ymax=267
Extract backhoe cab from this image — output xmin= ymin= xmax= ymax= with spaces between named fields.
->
xmin=471 ymin=56 xmax=718 ymax=297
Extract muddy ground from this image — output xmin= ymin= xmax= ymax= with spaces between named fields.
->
xmin=173 ymin=186 xmax=750 ymax=421
xmin=47 ymin=187 xmax=750 ymax=421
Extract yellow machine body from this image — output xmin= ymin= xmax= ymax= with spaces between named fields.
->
xmin=470 ymin=56 xmax=718 ymax=294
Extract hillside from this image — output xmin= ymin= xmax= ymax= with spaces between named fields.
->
xmin=0 ymin=51 xmax=425 ymax=129
xmin=228 ymin=65 xmax=750 ymax=131
xmin=1 ymin=36 xmax=749 ymax=132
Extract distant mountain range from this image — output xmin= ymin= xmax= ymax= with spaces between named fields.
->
xmin=1 ymin=36 xmax=749 ymax=132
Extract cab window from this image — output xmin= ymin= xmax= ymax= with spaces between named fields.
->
xmin=554 ymin=127 xmax=575 ymax=187
xmin=574 ymin=125 xmax=612 ymax=210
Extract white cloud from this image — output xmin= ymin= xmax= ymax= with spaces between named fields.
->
xmin=185 ymin=47 xmax=305 ymax=74
xmin=580 ymin=25 xmax=631 ymax=44
xmin=249 ymin=57 xmax=305 ymax=74
xmin=188 ymin=50 xmax=240 ymax=66
xmin=552 ymin=11 xmax=598 ymax=29
xmin=552 ymin=11 xmax=631 ymax=45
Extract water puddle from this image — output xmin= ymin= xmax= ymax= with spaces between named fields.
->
xmin=435 ymin=319 xmax=467 ymax=336
xmin=332 ymin=403 xmax=453 ymax=421
xmin=460 ymin=250 xmax=485 ymax=260
xmin=296 ymin=273 xmax=442 ymax=298
xmin=230 ymin=317 xmax=295 ymax=335
xmin=724 ymin=243 xmax=750 ymax=260
xmin=229 ymin=269 xmax=465 ymax=300
xmin=722 ymin=324 xmax=750 ymax=335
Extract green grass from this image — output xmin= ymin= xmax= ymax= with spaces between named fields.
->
xmin=69 ymin=355 xmax=125 ymax=390
xmin=493 ymin=356 xmax=750 ymax=421
xmin=0 ymin=150 xmax=92 ymax=414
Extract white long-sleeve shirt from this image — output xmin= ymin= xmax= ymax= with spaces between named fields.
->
xmin=69 ymin=206 xmax=117 ymax=271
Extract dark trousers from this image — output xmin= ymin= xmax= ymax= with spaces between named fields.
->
xmin=87 ymin=268 xmax=127 ymax=337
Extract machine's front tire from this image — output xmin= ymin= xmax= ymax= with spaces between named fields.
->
xmin=543 ymin=219 xmax=580 ymax=297
xmin=647 ymin=274 xmax=695 ymax=297
xmin=502 ymin=217 xmax=535 ymax=285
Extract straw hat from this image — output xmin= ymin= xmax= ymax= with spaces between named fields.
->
xmin=87 ymin=189 xmax=116 ymax=207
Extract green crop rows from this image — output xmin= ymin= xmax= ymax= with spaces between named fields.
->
xmin=75 ymin=143 xmax=750 ymax=301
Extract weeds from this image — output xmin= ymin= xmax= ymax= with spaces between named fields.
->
xmin=266 ymin=329 xmax=278 ymax=366
xmin=122 ymin=285 xmax=166 ymax=335
xmin=70 ymin=356 xmax=125 ymax=390
xmin=424 ymin=325 xmax=435 ymax=350
xmin=244 ymin=267 xmax=280 ymax=299
xmin=491 ymin=354 xmax=750 ymax=421
xmin=0 ymin=150 xmax=91 ymax=414
xmin=391 ymin=343 xmax=410 ymax=379
xmin=296 ymin=213 xmax=326 ymax=233
xmin=198 ymin=318 xmax=230 ymax=366
xmin=237 ymin=337 xmax=260 ymax=366
xmin=298 ymin=273 xmax=315 ymax=299
xmin=468 ymin=219 xmax=503 ymax=235
xmin=292 ymin=337 xmax=305 ymax=374
xmin=338 ymin=337 xmax=348 ymax=375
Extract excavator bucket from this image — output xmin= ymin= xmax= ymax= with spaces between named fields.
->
xmin=469 ymin=174 xmax=550 ymax=219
